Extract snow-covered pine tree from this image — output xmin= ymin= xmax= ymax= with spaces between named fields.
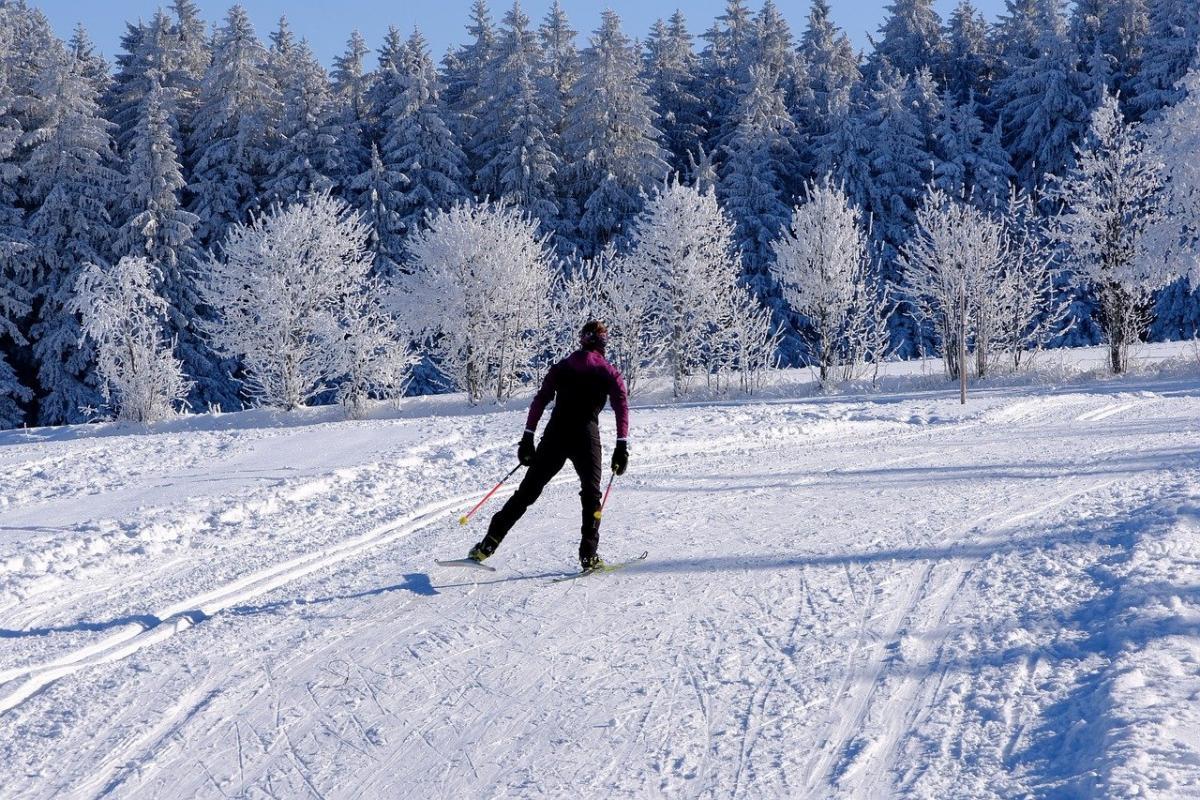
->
xmin=351 ymin=143 xmax=406 ymax=279
xmin=1051 ymin=90 xmax=1164 ymax=374
xmin=364 ymin=26 xmax=406 ymax=147
xmin=797 ymin=0 xmax=861 ymax=156
xmin=563 ymin=10 xmax=668 ymax=256
xmin=443 ymin=0 xmax=496 ymax=176
xmin=473 ymin=2 xmax=560 ymax=227
xmin=718 ymin=64 xmax=797 ymax=290
xmin=68 ymin=24 xmax=111 ymax=98
xmin=0 ymin=36 xmax=33 ymax=428
xmin=402 ymin=200 xmax=554 ymax=404
xmin=330 ymin=31 xmax=373 ymax=193
xmin=25 ymin=47 xmax=121 ymax=424
xmin=697 ymin=0 xmax=757 ymax=157
xmin=933 ymin=92 xmax=1014 ymax=208
xmin=199 ymin=192 xmax=378 ymax=409
xmin=771 ymin=177 xmax=889 ymax=384
xmin=1068 ymin=0 xmax=1149 ymax=111
xmin=114 ymin=68 xmax=233 ymax=409
xmin=381 ymin=30 xmax=467 ymax=243
xmin=265 ymin=40 xmax=339 ymax=204
xmin=538 ymin=1 xmax=579 ymax=232
xmin=169 ymin=0 xmax=211 ymax=120
xmin=943 ymin=0 xmax=997 ymax=106
xmin=187 ymin=5 xmax=276 ymax=248
xmin=72 ymin=256 xmax=191 ymax=423
xmin=644 ymin=12 xmax=705 ymax=177
xmin=867 ymin=0 xmax=946 ymax=80
xmin=1130 ymin=0 xmax=1200 ymax=120
xmin=991 ymin=0 xmax=1092 ymax=188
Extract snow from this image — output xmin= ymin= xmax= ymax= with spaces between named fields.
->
xmin=2 ymin=344 xmax=1200 ymax=797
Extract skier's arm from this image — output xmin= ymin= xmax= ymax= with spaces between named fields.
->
xmin=608 ymin=367 xmax=630 ymax=441
xmin=525 ymin=363 xmax=559 ymax=434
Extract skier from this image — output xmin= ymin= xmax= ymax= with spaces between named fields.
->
xmin=468 ymin=320 xmax=629 ymax=571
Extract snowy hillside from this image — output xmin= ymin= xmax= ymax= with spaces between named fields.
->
xmin=2 ymin=349 xmax=1200 ymax=798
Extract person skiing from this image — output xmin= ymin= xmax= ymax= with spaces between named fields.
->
xmin=468 ymin=320 xmax=629 ymax=570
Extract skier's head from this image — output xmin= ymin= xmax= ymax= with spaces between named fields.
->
xmin=580 ymin=320 xmax=608 ymax=353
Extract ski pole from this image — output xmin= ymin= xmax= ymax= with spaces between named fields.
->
xmin=593 ymin=474 xmax=616 ymax=521
xmin=459 ymin=464 xmax=522 ymax=525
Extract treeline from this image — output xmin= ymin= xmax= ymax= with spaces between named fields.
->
xmin=0 ymin=0 xmax=1198 ymax=426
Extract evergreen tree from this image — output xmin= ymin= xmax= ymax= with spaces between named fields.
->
xmin=992 ymin=0 xmax=1092 ymax=187
xmin=644 ymin=13 xmax=704 ymax=176
xmin=443 ymin=0 xmax=496 ymax=172
xmin=943 ymin=0 xmax=996 ymax=106
xmin=352 ymin=142 xmax=406 ymax=278
xmin=798 ymin=0 xmax=861 ymax=184
xmin=330 ymin=31 xmax=373 ymax=191
xmin=25 ymin=50 xmax=121 ymax=424
xmin=381 ymin=30 xmax=467 ymax=242
xmin=1130 ymin=0 xmax=1200 ymax=120
xmin=475 ymin=3 xmax=560 ymax=224
xmin=170 ymin=0 xmax=212 ymax=118
xmin=187 ymin=5 xmax=275 ymax=247
xmin=868 ymin=0 xmax=945 ymax=80
xmin=266 ymin=40 xmax=338 ymax=203
xmin=563 ymin=10 xmax=668 ymax=255
xmin=719 ymin=65 xmax=797 ymax=286
xmin=933 ymin=93 xmax=1013 ymax=207
xmin=365 ymin=26 xmax=407 ymax=146
xmin=1069 ymin=0 xmax=1148 ymax=108
xmin=0 ymin=35 xmax=33 ymax=428
xmin=698 ymin=0 xmax=758 ymax=155
xmin=538 ymin=1 xmax=579 ymax=232
xmin=68 ymin=24 xmax=111 ymax=97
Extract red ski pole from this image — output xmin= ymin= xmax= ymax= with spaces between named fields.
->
xmin=458 ymin=464 xmax=522 ymax=525
xmin=592 ymin=474 xmax=616 ymax=522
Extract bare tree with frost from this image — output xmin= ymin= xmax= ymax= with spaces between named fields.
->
xmin=199 ymin=192 xmax=383 ymax=409
xmin=622 ymin=180 xmax=776 ymax=398
xmin=72 ymin=256 xmax=191 ymax=423
xmin=324 ymin=281 xmax=417 ymax=418
xmin=1050 ymin=90 xmax=1164 ymax=374
xmin=401 ymin=201 xmax=554 ymax=404
xmin=901 ymin=188 xmax=1008 ymax=387
xmin=771 ymin=177 xmax=892 ymax=386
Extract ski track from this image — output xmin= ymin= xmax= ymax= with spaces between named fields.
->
xmin=1 ymin=381 xmax=1199 ymax=798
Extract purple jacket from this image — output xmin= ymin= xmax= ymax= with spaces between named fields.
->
xmin=526 ymin=349 xmax=629 ymax=440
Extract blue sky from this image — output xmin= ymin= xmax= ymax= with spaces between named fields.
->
xmin=38 ymin=0 xmax=1008 ymax=66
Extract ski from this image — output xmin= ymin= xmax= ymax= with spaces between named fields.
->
xmin=549 ymin=551 xmax=648 ymax=583
xmin=435 ymin=558 xmax=497 ymax=572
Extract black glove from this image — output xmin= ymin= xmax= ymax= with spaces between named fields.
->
xmin=611 ymin=440 xmax=629 ymax=476
xmin=518 ymin=432 xmax=536 ymax=466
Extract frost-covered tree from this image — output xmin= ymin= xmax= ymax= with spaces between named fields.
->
xmin=771 ymin=178 xmax=891 ymax=384
xmin=200 ymin=193 xmax=378 ymax=409
xmin=1140 ymin=64 xmax=1200 ymax=293
xmin=187 ymin=5 xmax=276 ymax=247
xmin=329 ymin=31 xmax=373 ymax=190
xmin=325 ymin=280 xmax=416 ymax=417
xmin=265 ymin=40 xmax=338 ymax=203
xmin=382 ymin=30 xmax=467 ymax=242
xmin=169 ymin=0 xmax=211 ymax=120
xmin=402 ymin=201 xmax=554 ymax=404
xmin=563 ymin=10 xmax=668 ymax=255
xmin=25 ymin=48 xmax=120 ymax=424
xmin=623 ymin=180 xmax=774 ymax=397
xmin=443 ymin=0 xmax=496 ymax=170
xmin=1050 ymin=91 xmax=1164 ymax=374
xmin=992 ymin=0 xmax=1092 ymax=187
xmin=901 ymin=189 xmax=1009 ymax=384
xmin=72 ymin=257 xmax=190 ymax=423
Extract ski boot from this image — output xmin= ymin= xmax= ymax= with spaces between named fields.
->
xmin=580 ymin=554 xmax=606 ymax=572
xmin=468 ymin=543 xmax=492 ymax=564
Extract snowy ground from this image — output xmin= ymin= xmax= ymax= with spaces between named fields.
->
xmin=2 ymin=344 xmax=1200 ymax=798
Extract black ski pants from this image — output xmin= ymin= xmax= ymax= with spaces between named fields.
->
xmin=483 ymin=421 xmax=603 ymax=561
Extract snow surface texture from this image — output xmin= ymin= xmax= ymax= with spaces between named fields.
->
xmin=2 ymin=347 xmax=1200 ymax=798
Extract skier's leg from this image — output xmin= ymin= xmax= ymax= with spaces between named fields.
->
xmin=479 ymin=439 xmax=567 ymax=555
xmin=569 ymin=425 xmax=604 ymax=564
